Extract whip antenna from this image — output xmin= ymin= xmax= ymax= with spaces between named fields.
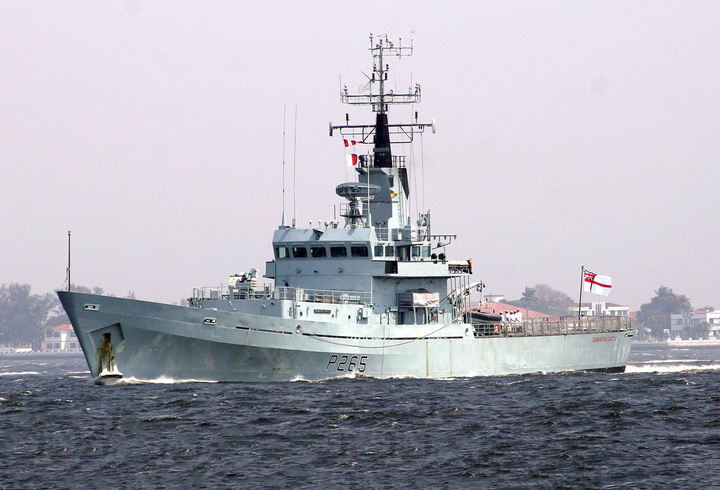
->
xmin=282 ymin=104 xmax=286 ymax=227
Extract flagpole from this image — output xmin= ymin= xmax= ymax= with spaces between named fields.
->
xmin=578 ymin=265 xmax=584 ymax=321
xmin=67 ymin=230 xmax=71 ymax=292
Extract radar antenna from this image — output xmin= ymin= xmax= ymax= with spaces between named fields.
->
xmin=336 ymin=182 xmax=380 ymax=228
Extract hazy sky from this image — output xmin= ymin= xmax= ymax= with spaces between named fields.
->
xmin=2 ymin=1 xmax=718 ymax=310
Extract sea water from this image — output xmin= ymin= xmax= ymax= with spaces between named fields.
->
xmin=1 ymin=344 xmax=719 ymax=489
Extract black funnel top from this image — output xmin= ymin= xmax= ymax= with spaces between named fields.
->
xmin=374 ymin=113 xmax=392 ymax=167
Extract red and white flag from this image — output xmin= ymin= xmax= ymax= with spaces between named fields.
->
xmin=345 ymin=153 xmax=358 ymax=166
xmin=344 ymin=139 xmax=358 ymax=166
xmin=583 ymin=270 xmax=612 ymax=296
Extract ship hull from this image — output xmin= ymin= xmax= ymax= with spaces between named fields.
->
xmin=59 ymin=291 xmax=634 ymax=382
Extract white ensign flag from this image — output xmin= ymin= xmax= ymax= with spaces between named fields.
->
xmin=583 ymin=270 xmax=612 ymax=296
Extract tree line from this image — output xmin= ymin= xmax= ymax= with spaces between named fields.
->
xmin=0 ymin=283 xmax=108 ymax=349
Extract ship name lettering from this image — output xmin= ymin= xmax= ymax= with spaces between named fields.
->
xmin=326 ymin=354 xmax=367 ymax=372
xmin=592 ymin=336 xmax=618 ymax=342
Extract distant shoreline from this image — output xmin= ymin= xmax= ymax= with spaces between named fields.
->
xmin=667 ymin=339 xmax=720 ymax=347
xmin=633 ymin=340 xmax=720 ymax=348
xmin=0 ymin=351 xmax=85 ymax=360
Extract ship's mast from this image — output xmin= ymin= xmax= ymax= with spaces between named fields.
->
xmin=330 ymin=33 xmax=433 ymax=159
xmin=330 ymin=33 xmax=435 ymax=231
xmin=372 ymin=34 xmax=393 ymax=168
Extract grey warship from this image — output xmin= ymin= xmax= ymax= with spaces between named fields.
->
xmin=59 ymin=34 xmax=634 ymax=383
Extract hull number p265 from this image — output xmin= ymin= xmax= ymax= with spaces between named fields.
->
xmin=326 ymin=355 xmax=368 ymax=372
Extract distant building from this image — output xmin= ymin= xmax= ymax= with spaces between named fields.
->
xmin=572 ymin=301 xmax=630 ymax=317
xmin=41 ymin=324 xmax=81 ymax=352
xmin=0 ymin=345 xmax=32 ymax=354
xmin=670 ymin=309 xmax=720 ymax=339
xmin=477 ymin=301 xmax=554 ymax=320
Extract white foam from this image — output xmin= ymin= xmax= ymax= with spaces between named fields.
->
xmin=626 ymin=363 xmax=720 ymax=374
xmin=643 ymin=359 xmax=703 ymax=364
xmin=289 ymin=370 xmax=385 ymax=383
xmin=0 ymin=371 xmax=40 ymax=376
xmin=108 ymin=376 xmax=218 ymax=385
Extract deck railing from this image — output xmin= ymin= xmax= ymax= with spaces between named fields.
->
xmin=470 ymin=316 xmax=634 ymax=338
xmin=191 ymin=285 xmax=373 ymax=306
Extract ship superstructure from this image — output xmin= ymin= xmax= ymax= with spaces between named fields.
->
xmin=265 ymin=34 xmax=469 ymax=329
xmin=59 ymin=34 xmax=634 ymax=384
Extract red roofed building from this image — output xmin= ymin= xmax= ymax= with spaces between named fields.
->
xmin=476 ymin=301 xmax=555 ymax=320
xmin=41 ymin=324 xmax=81 ymax=352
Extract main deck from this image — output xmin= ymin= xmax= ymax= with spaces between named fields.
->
xmin=190 ymin=281 xmax=634 ymax=341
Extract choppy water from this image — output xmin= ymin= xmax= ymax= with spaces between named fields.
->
xmin=2 ymin=344 xmax=720 ymax=489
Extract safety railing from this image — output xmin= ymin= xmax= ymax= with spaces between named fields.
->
xmin=469 ymin=316 xmax=634 ymax=338
xmin=191 ymin=285 xmax=373 ymax=306
xmin=356 ymin=154 xmax=407 ymax=169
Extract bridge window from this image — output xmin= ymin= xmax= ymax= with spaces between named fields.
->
xmin=330 ymin=246 xmax=347 ymax=257
xmin=411 ymin=245 xmax=431 ymax=258
xmin=374 ymin=245 xmax=384 ymax=257
xmin=292 ymin=246 xmax=308 ymax=258
xmin=275 ymin=246 xmax=289 ymax=259
xmin=310 ymin=246 xmax=327 ymax=258
xmin=330 ymin=245 xmax=347 ymax=257
xmin=351 ymin=245 xmax=369 ymax=257
xmin=385 ymin=245 xmax=395 ymax=257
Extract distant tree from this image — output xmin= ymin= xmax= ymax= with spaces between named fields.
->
xmin=684 ymin=321 xmax=710 ymax=340
xmin=520 ymin=287 xmax=538 ymax=307
xmin=506 ymin=287 xmax=542 ymax=312
xmin=0 ymin=283 xmax=55 ymax=347
xmin=533 ymin=284 xmax=575 ymax=317
xmin=638 ymin=286 xmax=692 ymax=340
xmin=45 ymin=312 xmax=70 ymax=329
xmin=70 ymin=285 xmax=105 ymax=295
xmin=507 ymin=284 xmax=574 ymax=316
